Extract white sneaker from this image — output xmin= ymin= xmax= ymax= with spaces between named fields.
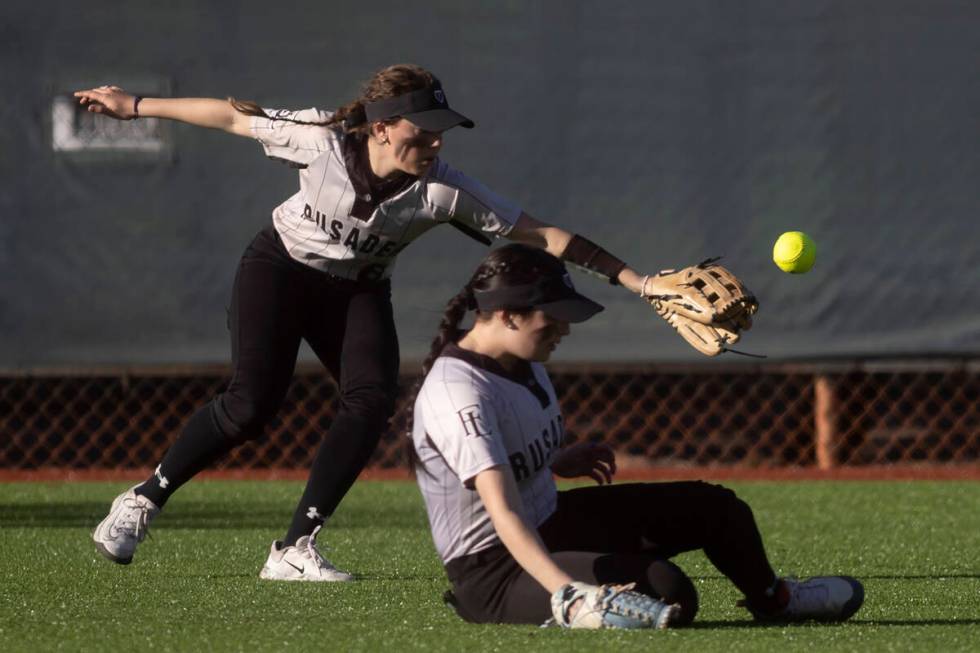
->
xmin=773 ymin=576 xmax=864 ymax=622
xmin=258 ymin=526 xmax=354 ymax=582
xmin=93 ymin=486 xmax=160 ymax=564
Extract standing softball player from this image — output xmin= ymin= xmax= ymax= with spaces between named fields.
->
xmin=77 ymin=64 xmax=718 ymax=581
xmin=409 ymin=243 xmax=865 ymax=627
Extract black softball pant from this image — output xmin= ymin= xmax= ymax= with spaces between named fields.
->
xmin=445 ymin=481 xmax=778 ymax=625
xmin=145 ymin=227 xmax=399 ymax=528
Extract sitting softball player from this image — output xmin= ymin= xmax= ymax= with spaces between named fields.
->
xmin=409 ymin=244 xmax=864 ymax=628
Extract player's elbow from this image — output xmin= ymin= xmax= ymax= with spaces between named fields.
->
xmin=226 ymin=111 xmax=254 ymax=137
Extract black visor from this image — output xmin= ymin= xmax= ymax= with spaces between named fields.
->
xmin=472 ymin=273 xmax=604 ymax=323
xmin=364 ymin=83 xmax=474 ymax=131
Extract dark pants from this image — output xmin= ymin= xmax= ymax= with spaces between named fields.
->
xmin=445 ymin=481 xmax=778 ymax=625
xmin=147 ymin=227 xmax=399 ymax=529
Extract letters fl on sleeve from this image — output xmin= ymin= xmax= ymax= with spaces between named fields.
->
xmin=422 ymin=382 xmax=508 ymax=487
xmin=249 ymin=108 xmax=335 ymax=168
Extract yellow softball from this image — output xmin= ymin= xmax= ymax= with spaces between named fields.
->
xmin=773 ymin=231 xmax=816 ymax=273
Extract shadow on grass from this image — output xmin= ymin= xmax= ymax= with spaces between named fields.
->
xmin=683 ymin=574 xmax=980 ymax=581
xmin=354 ymin=573 xmax=447 ymax=582
xmin=0 ymin=501 xmax=429 ymax=530
xmin=167 ymin=572 xmax=259 ymax=579
xmin=855 ymin=574 xmax=980 ymax=580
xmin=687 ymin=620 xmax=765 ymax=629
xmin=0 ymin=502 xmax=284 ymax=529
xmin=849 ymin=619 xmax=980 ymax=627
xmin=689 ymin=617 xmax=980 ymax=629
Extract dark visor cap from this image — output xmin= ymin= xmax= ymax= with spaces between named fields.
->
xmin=363 ymin=83 xmax=474 ymax=132
xmin=473 ymin=273 xmax=604 ymax=324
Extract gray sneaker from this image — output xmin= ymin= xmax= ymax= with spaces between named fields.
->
xmin=779 ymin=576 xmax=864 ymax=621
xmin=744 ymin=576 xmax=865 ymax=622
xmin=259 ymin=525 xmax=354 ymax=582
xmin=92 ymin=486 xmax=160 ymax=564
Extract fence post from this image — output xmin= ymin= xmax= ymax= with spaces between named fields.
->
xmin=814 ymin=374 xmax=837 ymax=469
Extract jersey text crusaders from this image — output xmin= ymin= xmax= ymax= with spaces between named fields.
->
xmin=251 ymin=108 xmax=521 ymax=281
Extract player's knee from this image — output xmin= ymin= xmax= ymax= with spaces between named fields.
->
xmin=213 ymin=393 xmax=280 ymax=441
xmin=340 ymin=382 xmax=398 ymax=422
xmin=728 ymin=493 xmax=757 ymax=527
xmin=647 ymin=559 xmax=699 ymax=626
xmin=690 ymin=481 xmax=749 ymax=522
xmin=708 ymin=483 xmax=757 ymax=529
xmin=694 ymin=480 xmax=739 ymax=503
xmin=668 ymin=582 xmax=699 ymax=626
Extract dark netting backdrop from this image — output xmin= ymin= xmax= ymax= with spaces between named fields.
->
xmin=2 ymin=362 xmax=978 ymax=471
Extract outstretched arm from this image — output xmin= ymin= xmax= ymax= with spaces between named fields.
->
xmin=509 ymin=211 xmax=760 ymax=357
xmin=74 ymin=85 xmax=253 ymax=137
xmin=474 ymin=466 xmax=573 ymax=594
xmin=507 ymin=212 xmax=652 ymax=295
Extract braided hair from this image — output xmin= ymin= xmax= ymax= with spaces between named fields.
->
xmin=405 ymin=244 xmax=569 ymax=466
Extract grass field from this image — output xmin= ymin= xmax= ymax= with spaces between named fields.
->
xmin=1 ymin=480 xmax=978 ymax=652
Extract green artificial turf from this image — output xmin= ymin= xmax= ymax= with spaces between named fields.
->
xmin=1 ymin=480 xmax=977 ymax=652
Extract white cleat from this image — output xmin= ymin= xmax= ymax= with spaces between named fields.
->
xmin=259 ymin=525 xmax=354 ymax=582
xmin=767 ymin=576 xmax=865 ymax=622
xmin=92 ymin=486 xmax=160 ymax=565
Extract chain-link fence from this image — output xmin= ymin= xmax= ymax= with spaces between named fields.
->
xmin=2 ymin=361 xmax=978 ymax=474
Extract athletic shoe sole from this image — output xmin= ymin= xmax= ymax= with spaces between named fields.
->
xmin=258 ymin=566 xmax=353 ymax=582
xmin=94 ymin=540 xmax=132 ymax=565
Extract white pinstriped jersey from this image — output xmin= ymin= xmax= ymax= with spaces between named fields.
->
xmin=250 ymin=109 xmax=521 ymax=280
xmin=412 ymin=344 xmax=565 ymax=564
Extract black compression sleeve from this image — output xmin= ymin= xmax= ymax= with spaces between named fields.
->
xmin=560 ymin=234 xmax=628 ymax=285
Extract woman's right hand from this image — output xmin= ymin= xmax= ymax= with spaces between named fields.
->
xmin=550 ymin=441 xmax=616 ymax=484
xmin=74 ymin=85 xmax=138 ymax=120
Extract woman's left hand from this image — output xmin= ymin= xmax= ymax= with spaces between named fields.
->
xmin=551 ymin=442 xmax=617 ymax=484
xmin=74 ymin=85 xmax=139 ymax=120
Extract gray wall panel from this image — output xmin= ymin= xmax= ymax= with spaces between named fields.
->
xmin=2 ymin=1 xmax=978 ymax=366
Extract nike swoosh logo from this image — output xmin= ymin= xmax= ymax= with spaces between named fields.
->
xmin=285 ymin=560 xmax=305 ymax=574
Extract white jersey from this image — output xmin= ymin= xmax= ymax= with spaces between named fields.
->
xmin=250 ymin=108 xmax=521 ymax=280
xmin=412 ymin=343 xmax=565 ymax=564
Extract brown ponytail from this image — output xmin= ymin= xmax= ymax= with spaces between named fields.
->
xmin=228 ymin=63 xmax=438 ymax=133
